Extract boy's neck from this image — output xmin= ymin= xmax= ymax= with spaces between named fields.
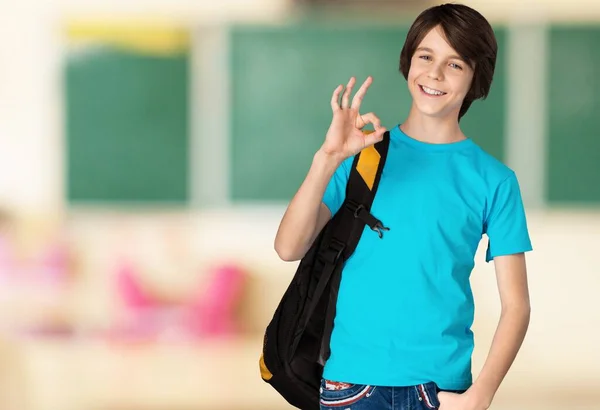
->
xmin=400 ymin=107 xmax=467 ymax=145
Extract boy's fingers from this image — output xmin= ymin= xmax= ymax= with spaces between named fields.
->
xmin=358 ymin=112 xmax=381 ymax=129
xmin=330 ymin=84 xmax=343 ymax=112
xmin=341 ymin=77 xmax=356 ymax=109
xmin=351 ymin=76 xmax=373 ymax=110
xmin=364 ymin=127 xmax=387 ymax=146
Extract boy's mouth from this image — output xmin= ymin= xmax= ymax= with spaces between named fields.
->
xmin=419 ymin=85 xmax=447 ymax=96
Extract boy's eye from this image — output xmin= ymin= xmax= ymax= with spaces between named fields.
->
xmin=419 ymin=55 xmax=432 ymax=61
xmin=449 ymin=63 xmax=463 ymax=70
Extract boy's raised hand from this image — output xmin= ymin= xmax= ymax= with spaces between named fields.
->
xmin=320 ymin=76 xmax=387 ymax=162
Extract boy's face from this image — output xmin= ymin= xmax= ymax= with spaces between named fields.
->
xmin=407 ymin=25 xmax=474 ymax=119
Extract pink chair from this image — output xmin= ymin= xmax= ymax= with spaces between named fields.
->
xmin=115 ymin=260 xmax=159 ymax=310
xmin=186 ymin=263 xmax=247 ymax=337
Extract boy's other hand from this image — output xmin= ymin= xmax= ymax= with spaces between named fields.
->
xmin=438 ymin=390 xmax=490 ymax=410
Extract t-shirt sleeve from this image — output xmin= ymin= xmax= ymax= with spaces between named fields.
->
xmin=322 ymin=156 xmax=353 ymax=216
xmin=483 ymin=172 xmax=533 ymax=263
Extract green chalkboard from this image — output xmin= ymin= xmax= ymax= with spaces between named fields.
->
xmin=66 ymin=48 xmax=189 ymax=203
xmin=230 ymin=23 xmax=506 ymax=202
xmin=548 ymin=26 xmax=600 ymax=204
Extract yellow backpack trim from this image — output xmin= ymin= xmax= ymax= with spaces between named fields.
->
xmin=259 ymin=353 xmax=273 ymax=381
xmin=356 ymin=131 xmax=381 ymax=191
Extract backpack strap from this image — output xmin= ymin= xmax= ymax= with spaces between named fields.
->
xmin=344 ymin=130 xmax=392 ymax=240
xmin=292 ymin=131 xmax=391 ymax=361
xmin=327 ymin=129 xmax=392 ymax=255
xmin=317 ymin=131 xmax=391 ymax=364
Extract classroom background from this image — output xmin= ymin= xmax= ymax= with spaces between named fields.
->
xmin=0 ymin=0 xmax=598 ymax=409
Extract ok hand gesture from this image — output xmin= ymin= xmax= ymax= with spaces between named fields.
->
xmin=320 ymin=76 xmax=387 ymax=162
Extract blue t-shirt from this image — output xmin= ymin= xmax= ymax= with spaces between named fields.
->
xmin=321 ymin=125 xmax=532 ymax=390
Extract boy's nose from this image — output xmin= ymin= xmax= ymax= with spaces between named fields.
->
xmin=427 ymin=65 xmax=444 ymax=81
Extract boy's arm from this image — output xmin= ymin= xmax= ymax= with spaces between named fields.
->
xmin=274 ymin=151 xmax=339 ymax=261
xmin=274 ymin=76 xmax=385 ymax=262
xmin=466 ymin=253 xmax=531 ymax=408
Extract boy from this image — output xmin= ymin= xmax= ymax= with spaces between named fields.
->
xmin=274 ymin=3 xmax=532 ymax=410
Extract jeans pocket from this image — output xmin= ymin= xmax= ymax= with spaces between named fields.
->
xmin=320 ymin=379 xmax=374 ymax=408
xmin=415 ymin=382 xmax=440 ymax=409
xmin=419 ymin=382 xmax=467 ymax=409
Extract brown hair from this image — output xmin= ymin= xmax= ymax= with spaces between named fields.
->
xmin=399 ymin=3 xmax=498 ymax=119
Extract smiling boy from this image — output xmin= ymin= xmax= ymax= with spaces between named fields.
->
xmin=274 ymin=4 xmax=532 ymax=410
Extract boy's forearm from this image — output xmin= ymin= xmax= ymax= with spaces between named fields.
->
xmin=468 ymin=304 xmax=531 ymax=407
xmin=274 ymin=149 xmax=341 ymax=261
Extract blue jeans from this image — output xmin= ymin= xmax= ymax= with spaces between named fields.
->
xmin=319 ymin=379 xmax=466 ymax=410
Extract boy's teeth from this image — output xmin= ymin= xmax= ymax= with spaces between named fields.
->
xmin=422 ymin=86 xmax=445 ymax=96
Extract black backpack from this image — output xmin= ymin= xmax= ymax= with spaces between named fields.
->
xmin=259 ymin=131 xmax=391 ymax=409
